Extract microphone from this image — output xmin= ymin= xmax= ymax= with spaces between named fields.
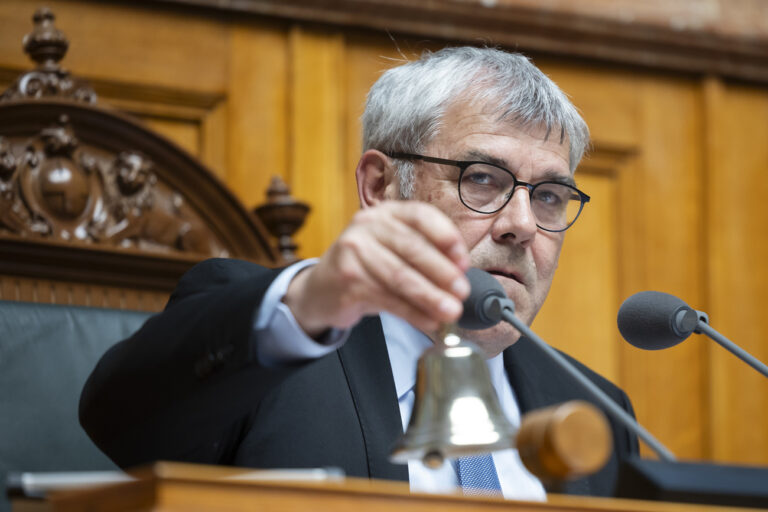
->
xmin=618 ymin=291 xmax=768 ymax=378
xmin=617 ymin=291 xmax=701 ymax=350
xmin=458 ymin=267 xmax=506 ymax=329
xmin=458 ymin=268 xmax=677 ymax=462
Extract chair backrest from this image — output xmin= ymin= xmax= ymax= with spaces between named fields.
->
xmin=0 ymin=301 xmax=151 ymax=511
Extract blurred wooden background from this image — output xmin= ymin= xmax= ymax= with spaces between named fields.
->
xmin=1 ymin=0 xmax=766 ymax=468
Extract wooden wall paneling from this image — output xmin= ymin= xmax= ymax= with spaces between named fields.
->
xmin=16 ymin=277 xmax=38 ymax=303
xmin=341 ymin=38 xmax=399 ymax=225
xmin=88 ymin=83 xmax=218 ymax=164
xmin=121 ymin=287 xmax=142 ymax=311
xmin=227 ymin=23 xmax=290 ymax=208
xmin=0 ymin=276 xmax=168 ymax=311
xmin=705 ymin=78 xmax=768 ymax=464
xmin=538 ymin=61 xmax=709 ymax=460
xmin=617 ymin=77 xmax=706 ymax=460
xmin=702 ymin=77 xmax=724 ymax=464
xmin=0 ymin=278 xmax=9 ymax=301
xmin=534 ymin=63 xmax=641 ymax=411
xmin=142 ymin=117 xmax=201 ymax=158
xmin=99 ymin=87 xmax=229 ymax=181
xmin=532 ymin=165 xmax=622 ymax=383
xmin=138 ymin=0 xmax=768 ymax=85
xmin=200 ymin=99 xmax=228 ymax=181
xmin=43 ymin=280 xmax=67 ymax=305
xmin=82 ymin=283 xmax=116 ymax=309
xmin=98 ymin=285 xmax=119 ymax=309
xmin=102 ymin=90 xmax=222 ymax=120
xmin=67 ymin=281 xmax=89 ymax=306
xmin=289 ymin=27 xmax=347 ymax=258
xmin=0 ymin=0 xmax=229 ymax=92
xmin=538 ymin=63 xmax=639 ymax=150
xmin=0 ymin=2 xmax=45 ymax=72
xmin=83 ymin=282 xmax=168 ymax=311
xmin=0 ymin=277 xmax=18 ymax=302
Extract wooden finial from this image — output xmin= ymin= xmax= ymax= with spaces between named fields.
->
xmin=1 ymin=8 xmax=96 ymax=102
xmin=253 ymin=176 xmax=310 ymax=263
xmin=24 ymin=8 xmax=69 ymax=71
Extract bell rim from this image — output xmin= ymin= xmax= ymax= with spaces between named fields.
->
xmin=389 ymin=436 xmax=517 ymax=465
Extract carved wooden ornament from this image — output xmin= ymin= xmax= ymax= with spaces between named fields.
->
xmin=0 ymin=8 xmax=279 ymax=290
xmin=0 ymin=115 xmax=223 ymax=255
xmin=1 ymin=8 xmax=96 ymax=103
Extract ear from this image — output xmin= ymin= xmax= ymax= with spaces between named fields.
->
xmin=355 ymin=149 xmax=400 ymax=208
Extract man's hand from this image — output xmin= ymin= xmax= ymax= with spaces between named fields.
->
xmin=282 ymin=201 xmax=471 ymax=338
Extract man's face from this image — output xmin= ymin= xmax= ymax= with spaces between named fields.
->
xmin=406 ymin=102 xmax=572 ymax=356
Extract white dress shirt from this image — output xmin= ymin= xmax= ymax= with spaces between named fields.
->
xmin=253 ymin=261 xmax=546 ymax=501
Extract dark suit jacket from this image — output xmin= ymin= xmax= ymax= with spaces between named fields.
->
xmin=80 ymin=258 xmax=638 ymax=497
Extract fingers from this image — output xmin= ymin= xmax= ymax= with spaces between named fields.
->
xmin=284 ymin=200 xmax=472 ymax=336
xmin=386 ymin=201 xmax=471 ymax=272
xmin=350 ymin=273 xmax=444 ymax=334
xmin=354 ymin=234 xmax=462 ymax=325
xmin=341 ymin=201 xmax=470 ymax=323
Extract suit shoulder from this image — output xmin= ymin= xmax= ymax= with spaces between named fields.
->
xmin=183 ymin=258 xmax=273 ymax=284
xmin=169 ymin=258 xmax=282 ymax=305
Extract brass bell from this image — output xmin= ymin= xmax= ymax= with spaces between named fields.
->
xmin=390 ymin=329 xmax=517 ymax=468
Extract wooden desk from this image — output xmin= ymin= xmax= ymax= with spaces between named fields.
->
xmin=40 ymin=462 xmax=755 ymax=512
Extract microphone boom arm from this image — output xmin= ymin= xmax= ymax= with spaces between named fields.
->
xmin=695 ymin=318 xmax=768 ymax=378
xmin=492 ymin=297 xmax=677 ymax=462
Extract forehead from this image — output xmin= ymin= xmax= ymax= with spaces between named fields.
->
xmin=428 ymin=101 xmax=572 ymax=176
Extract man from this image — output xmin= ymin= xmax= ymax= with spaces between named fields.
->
xmin=80 ymin=47 xmax=638 ymax=500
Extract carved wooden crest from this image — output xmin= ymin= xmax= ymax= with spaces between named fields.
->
xmin=0 ymin=8 xmax=281 ymax=290
xmin=0 ymin=114 xmax=224 ymax=255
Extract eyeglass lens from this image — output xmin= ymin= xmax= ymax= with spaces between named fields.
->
xmin=458 ymin=163 xmax=583 ymax=231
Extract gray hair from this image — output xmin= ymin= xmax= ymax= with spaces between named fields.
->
xmin=362 ymin=47 xmax=589 ymax=198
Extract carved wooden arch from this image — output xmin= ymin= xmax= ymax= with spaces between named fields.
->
xmin=0 ymin=8 xmax=289 ymax=300
xmin=0 ymin=99 xmax=276 ymax=257
xmin=0 ymin=100 xmax=280 ymax=290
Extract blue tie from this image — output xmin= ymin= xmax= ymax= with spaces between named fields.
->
xmin=456 ymin=454 xmax=502 ymax=496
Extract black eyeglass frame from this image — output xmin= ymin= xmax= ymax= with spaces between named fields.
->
xmin=386 ymin=151 xmax=591 ymax=233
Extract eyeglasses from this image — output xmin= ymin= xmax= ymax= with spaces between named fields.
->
xmin=387 ymin=152 xmax=590 ymax=232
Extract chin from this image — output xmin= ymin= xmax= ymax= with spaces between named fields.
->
xmin=457 ymin=322 xmax=522 ymax=358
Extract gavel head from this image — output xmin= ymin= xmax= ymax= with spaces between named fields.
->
xmin=516 ymin=400 xmax=612 ymax=484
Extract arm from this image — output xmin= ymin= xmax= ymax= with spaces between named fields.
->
xmin=81 ymin=199 xmax=472 ymax=468
xmin=79 ymin=259 xmax=288 ymax=468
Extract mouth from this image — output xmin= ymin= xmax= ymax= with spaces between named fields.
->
xmin=485 ymin=268 xmax=524 ymax=286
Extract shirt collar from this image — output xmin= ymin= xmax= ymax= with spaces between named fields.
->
xmin=380 ymin=312 xmax=432 ymax=400
xmin=381 ymin=312 xmax=506 ymax=400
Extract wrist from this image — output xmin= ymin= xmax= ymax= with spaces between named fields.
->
xmin=282 ymin=267 xmax=330 ymax=339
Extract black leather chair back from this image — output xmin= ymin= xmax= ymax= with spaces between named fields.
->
xmin=0 ymin=301 xmax=150 ymax=512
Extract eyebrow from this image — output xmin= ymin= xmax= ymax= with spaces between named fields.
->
xmin=462 ymin=149 xmax=576 ymax=187
xmin=464 ymin=149 xmax=509 ymax=169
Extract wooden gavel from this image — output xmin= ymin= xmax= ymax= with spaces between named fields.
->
xmin=517 ymin=400 xmax=612 ymax=488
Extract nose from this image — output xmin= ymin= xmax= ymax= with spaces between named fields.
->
xmin=491 ymin=187 xmax=538 ymax=246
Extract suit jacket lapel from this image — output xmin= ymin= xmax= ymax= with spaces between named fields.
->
xmin=503 ymin=337 xmax=592 ymax=495
xmin=503 ymin=336 xmax=560 ymax=414
xmin=337 ymin=316 xmax=409 ymax=482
